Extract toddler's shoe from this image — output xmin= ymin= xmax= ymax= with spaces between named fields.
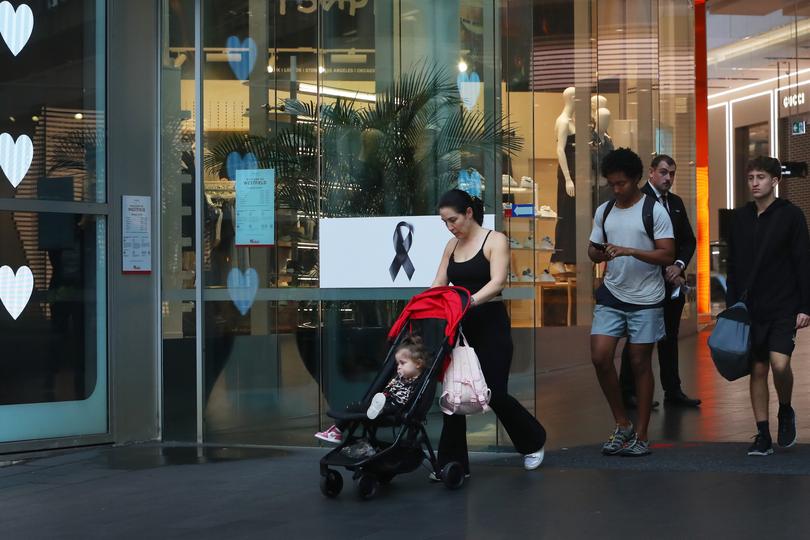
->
xmin=314 ymin=425 xmax=342 ymax=444
xmin=366 ymin=392 xmax=387 ymax=419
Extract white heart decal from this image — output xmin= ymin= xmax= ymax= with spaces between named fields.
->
xmin=0 ymin=265 xmax=33 ymax=320
xmin=0 ymin=1 xmax=34 ymax=56
xmin=0 ymin=133 xmax=33 ymax=188
xmin=227 ymin=267 xmax=258 ymax=316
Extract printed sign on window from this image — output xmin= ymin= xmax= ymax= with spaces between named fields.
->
xmin=320 ymin=214 xmax=494 ymax=288
xmin=235 ymin=168 xmax=275 ymax=247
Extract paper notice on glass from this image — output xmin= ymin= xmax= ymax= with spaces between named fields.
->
xmin=235 ymin=168 xmax=275 ymax=247
xmin=122 ymin=195 xmax=152 ymax=274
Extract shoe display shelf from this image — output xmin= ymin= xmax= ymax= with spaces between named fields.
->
xmin=275 ymin=208 xmax=319 ymax=289
xmin=503 ymin=162 xmax=574 ymax=329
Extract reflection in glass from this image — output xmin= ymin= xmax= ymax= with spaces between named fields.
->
xmin=0 ymin=212 xmax=102 ymax=405
xmin=204 ymin=300 xmax=320 ymax=446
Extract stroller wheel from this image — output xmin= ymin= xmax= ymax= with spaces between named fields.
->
xmin=377 ymin=472 xmax=395 ymax=485
xmin=354 ymin=473 xmax=380 ymax=500
xmin=320 ymin=469 xmax=343 ymax=498
xmin=441 ymin=462 xmax=465 ymax=490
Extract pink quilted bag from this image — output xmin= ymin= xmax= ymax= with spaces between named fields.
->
xmin=439 ymin=331 xmax=491 ymax=415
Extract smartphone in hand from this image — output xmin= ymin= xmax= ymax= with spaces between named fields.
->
xmin=590 ymin=241 xmax=607 ymax=251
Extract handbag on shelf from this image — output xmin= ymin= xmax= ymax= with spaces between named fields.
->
xmin=439 ymin=330 xmax=491 ymax=415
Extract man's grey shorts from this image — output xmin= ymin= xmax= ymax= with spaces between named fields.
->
xmin=591 ymin=304 xmax=665 ymax=344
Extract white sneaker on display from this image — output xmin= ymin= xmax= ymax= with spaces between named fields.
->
xmin=509 ymin=237 xmax=522 ymax=249
xmin=538 ymin=270 xmax=555 ymax=283
xmin=539 ymin=236 xmax=555 ymax=251
xmin=502 ymin=174 xmax=520 ymax=187
xmin=509 ymin=271 xmax=519 ymax=282
xmin=524 ymin=236 xmax=533 ymax=249
xmin=537 ymin=205 xmax=557 ymax=218
xmin=524 ymin=447 xmax=545 ymax=470
xmin=521 ymin=268 xmax=535 ymax=282
xmin=520 ymin=176 xmax=534 ymax=188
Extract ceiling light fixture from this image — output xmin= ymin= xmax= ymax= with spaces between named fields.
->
xmin=298 ymin=83 xmax=375 ymax=102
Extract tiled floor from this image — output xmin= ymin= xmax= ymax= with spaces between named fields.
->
xmin=4 ymin=328 xmax=810 ymax=539
xmin=537 ymin=327 xmax=810 ymax=450
xmin=4 ymin=443 xmax=810 ymax=539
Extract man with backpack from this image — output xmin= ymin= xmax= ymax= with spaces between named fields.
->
xmin=588 ymin=148 xmax=675 ymax=457
xmin=726 ymin=156 xmax=810 ymax=456
xmin=619 ymin=155 xmax=701 ymax=409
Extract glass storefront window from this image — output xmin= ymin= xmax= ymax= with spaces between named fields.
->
xmin=160 ymin=0 xmax=696 ymax=448
xmin=0 ymin=1 xmax=105 ymax=203
xmin=0 ymin=1 xmax=107 ymax=444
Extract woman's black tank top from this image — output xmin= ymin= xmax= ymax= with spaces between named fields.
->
xmin=447 ymin=231 xmax=492 ymax=295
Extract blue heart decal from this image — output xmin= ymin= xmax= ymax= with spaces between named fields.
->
xmin=226 ymin=151 xmax=258 ymax=180
xmin=227 ymin=267 xmax=259 ymax=316
xmin=456 ymin=71 xmax=481 ymax=111
xmin=226 ymin=36 xmax=257 ymax=80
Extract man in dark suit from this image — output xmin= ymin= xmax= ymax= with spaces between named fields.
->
xmin=620 ymin=155 xmax=701 ymax=408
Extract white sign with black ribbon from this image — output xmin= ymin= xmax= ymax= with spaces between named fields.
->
xmin=320 ymin=214 xmax=494 ymax=288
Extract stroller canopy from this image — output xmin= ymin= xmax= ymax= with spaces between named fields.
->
xmin=387 ymin=286 xmax=470 ymax=346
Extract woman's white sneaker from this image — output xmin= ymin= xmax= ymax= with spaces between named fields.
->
xmin=524 ymin=447 xmax=545 ymax=470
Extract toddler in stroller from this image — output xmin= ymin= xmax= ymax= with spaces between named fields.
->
xmin=319 ymin=286 xmax=470 ymax=500
xmin=314 ymin=336 xmax=428 ymax=446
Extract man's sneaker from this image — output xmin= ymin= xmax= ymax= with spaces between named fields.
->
xmin=778 ymin=408 xmax=797 ymax=448
xmin=747 ymin=433 xmax=774 ymax=456
xmin=521 ymin=268 xmax=535 ymax=282
xmin=602 ymin=424 xmax=636 ymax=455
xmin=538 ymin=236 xmax=555 ymax=251
xmin=509 ymin=237 xmax=522 ymax=249
xmin=538 ymin=270 xmax=555 ymax=283
xmin=314 ymin=425 xmax=343 ymax=444
xmin=524 ymin=447 xmax=545 ymax=470
xmin=618 ymin=438 xmax=651 ymax=457
xmin=366 ymin=392 xmax=386 ymax=419
xmin=520 ymin=175 xmax=534 ymax=188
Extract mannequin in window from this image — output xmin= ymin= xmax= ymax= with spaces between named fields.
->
xmin=592 ymin=106 xmax=614 ymax=212
xmin=550 ymin=86 xmax=577 ymax=274
xmin=591 ymin=94 xmax=607 ymax=127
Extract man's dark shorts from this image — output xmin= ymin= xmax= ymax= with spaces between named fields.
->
xmin=751 ymin=318 xmax=796 ymax=361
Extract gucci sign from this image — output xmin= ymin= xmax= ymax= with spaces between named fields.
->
xmin=783 ymin=92 xmax=806 ymax=109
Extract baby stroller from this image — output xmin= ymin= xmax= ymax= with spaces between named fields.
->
xmin=319 ymin=286 xmax=471 ymax=500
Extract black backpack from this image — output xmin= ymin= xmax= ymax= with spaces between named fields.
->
xmin=601 ymin=194 xmax=657 ymax=243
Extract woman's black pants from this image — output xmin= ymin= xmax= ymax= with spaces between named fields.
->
xmin=437 ymin=302 xmax=547 ymax=473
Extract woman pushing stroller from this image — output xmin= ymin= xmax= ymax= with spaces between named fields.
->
xmin=433 ymin=189 xmax=547 ymax=475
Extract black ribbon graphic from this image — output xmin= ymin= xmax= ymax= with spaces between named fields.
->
xmin=389 ymin=221 xmax=415 ymax=281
